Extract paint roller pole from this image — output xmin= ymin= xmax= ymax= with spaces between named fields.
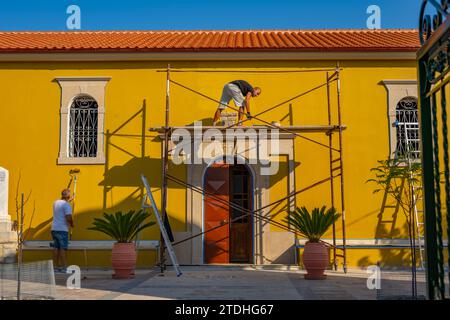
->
xmin=68 ymin=169 xmax=80 ymax=241
xmin=70 ymin=174 xmax=77 ymax=241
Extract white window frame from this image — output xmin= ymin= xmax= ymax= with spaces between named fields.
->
xmin=395 ymin=96 xmax=420 ymax=159
xmin=56 ymin=77 xmax=111 ymax=164
xmin=382 ymin=80 xmax=418 ymax=158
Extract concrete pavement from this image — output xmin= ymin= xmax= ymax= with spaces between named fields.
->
xmin=51 ymin=266 xmax=427 ymax=300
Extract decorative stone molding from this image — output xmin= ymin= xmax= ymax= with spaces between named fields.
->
xmin=0 ymin=167 xmax=9 ymax=223
xmin=178 ymin=130 xmax=296 ymax=265
xmin=56 ymin=77 xmax=111 ymax=164
xmin=381 ymin=80 xmax=418 ymax=157
xmin=0 ymin=167 xmax=17 ymax=263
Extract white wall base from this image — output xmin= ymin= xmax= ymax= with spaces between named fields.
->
xmin=0 ymin=218 xmax=17 ymax=263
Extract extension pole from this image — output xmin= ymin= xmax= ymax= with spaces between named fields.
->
xmin=326 ymin=72 xmax=337 ymax=271
xmin=336 ymin=63 xmax=348 ymax=273
xmin=160 ymin=64 xmax=171 ymax=274
xmin=71 ymin=175 xmax=77 ymax=241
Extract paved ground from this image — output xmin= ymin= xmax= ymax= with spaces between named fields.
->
xmin=48 ymin=266 xmax=427 ymax=300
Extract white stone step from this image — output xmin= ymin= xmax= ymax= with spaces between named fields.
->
xmin=0 ymin=231 xmax=17 ymax=242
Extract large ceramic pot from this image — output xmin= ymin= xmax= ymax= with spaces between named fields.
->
xmin=302 ymin=242 xmax=329 ymax=280
xmin=111 ymin=242 xmax=137 ymax=279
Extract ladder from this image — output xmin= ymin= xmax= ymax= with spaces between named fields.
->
xmin=404 ymin=124 xmax=425 ymax=270
xmin=412 ymin=182 xmax=425 ymax=270
xmin=140 ymin=174 xmax=182 ymax=277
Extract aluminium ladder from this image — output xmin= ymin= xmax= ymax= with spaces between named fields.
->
xmin=412 ymin=182 xmax=425 ymax=270
xmin=404 ymin=124 xmax=425 ymax=270
xmin=140 ymin=174 xmax=182 ymax=277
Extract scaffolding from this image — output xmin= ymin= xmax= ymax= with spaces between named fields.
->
xmin=150 ymin=64 xmax=348 ymax=273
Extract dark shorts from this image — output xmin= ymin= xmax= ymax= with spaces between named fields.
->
xmin=51 ymin=231 xmax=69 ymax=250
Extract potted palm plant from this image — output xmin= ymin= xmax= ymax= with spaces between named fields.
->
xmin=88 ymin=210 xmax=155 ymax=279
xmin=286 ymin=206 xmax=341 ymax=280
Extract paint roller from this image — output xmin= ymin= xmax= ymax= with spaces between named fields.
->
xmin=67 ymin=168 xmax=80 ymax=240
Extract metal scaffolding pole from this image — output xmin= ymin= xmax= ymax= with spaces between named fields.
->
xmin=169 ymin=79 xmax=340 ymax=152
xmin=151 ymin=65 xmax=348 ymax=272
xmin=327 ymin=72 xmax=338 ymax=271
xmin=166 ymin=173 xmax=340 ymax=248
xmin=336 ymin=63 xmax=348 ymax=273
xmin=160 ymin=64 xmax=171 ymax=274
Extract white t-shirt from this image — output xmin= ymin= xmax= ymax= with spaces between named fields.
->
xmin=51 ymin=200 xmax=72 ymax=232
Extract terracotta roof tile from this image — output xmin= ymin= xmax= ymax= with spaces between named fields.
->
xmin=0 ymin=29 xmax=420 ymax=53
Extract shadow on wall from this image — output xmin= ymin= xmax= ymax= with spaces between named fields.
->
xmin=186 ymin=118 xmax=214 ymax=126
xmin=358 ymin=220 xmax=418 ymax=270
xmin=21 ymin=196 xmax=185 ymax=267
xmin=23 ymin=192 xmax=184 ymax=242
xmin=23 ymin=98 xmax=301 ymax=266
xmin=25 ymin=100 xmax=167 ymax=241
xmin=263 ymin=246 xmax=296 ymax=264
xmin=347 ymin=167 xmax=414 ymax=269
xmin=23 ymin=101 xmax=209 ymax=243
xmin=99 ymin=157 xmax=162 ymax=188
xmin=374 ymin=181 xmax=403 ymax=239
xmin=24 ymin=218 xmax=53 ymax=241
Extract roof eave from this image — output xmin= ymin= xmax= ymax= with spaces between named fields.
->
xmin=0 ymin=50 xmax=419 ymax=62
xmin=0 ymin=47 xmax=420 ymax=54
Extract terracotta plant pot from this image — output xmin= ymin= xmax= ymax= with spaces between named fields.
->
xmin=111 ymin=242 xmax=137 ymax=279
xmin=302 ymin=242 xmax=329 ymax=280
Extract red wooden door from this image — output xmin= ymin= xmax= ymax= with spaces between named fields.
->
xmin=204 ymin=163 xmax=230 ymax=264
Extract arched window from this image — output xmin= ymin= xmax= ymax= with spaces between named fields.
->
xmin=395 ymin=97 xmax=419 ymax=159
xmin=68 ymin=95 xmax=98 ymax=158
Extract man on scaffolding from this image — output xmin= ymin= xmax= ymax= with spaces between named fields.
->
xmin=213 ymin=80 xmax=261 ymax=126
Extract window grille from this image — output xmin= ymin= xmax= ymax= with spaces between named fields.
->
xmin=395 ymin=97 xmax=419 ymax=159
xmin=68 ymin=96 xmax=98 ymax=158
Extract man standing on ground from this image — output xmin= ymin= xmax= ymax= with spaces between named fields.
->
xmin=51 ymin=189 xmax=74 ymax=272
xmin=214 ymin=80 xmax=261 ymax=126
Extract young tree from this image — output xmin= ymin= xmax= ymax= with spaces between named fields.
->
xmin=368 ymin=155 xmax=422 ymax=298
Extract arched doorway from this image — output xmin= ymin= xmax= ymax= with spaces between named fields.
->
xmin=203 ymin=160 xmax=253 ymax=264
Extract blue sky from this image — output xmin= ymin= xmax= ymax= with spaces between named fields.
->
xmin=0 ymin=0 xmax=420 ymax=31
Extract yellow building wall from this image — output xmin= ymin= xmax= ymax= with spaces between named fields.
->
xmin=0 ymin=59 xmax=418 ymax=268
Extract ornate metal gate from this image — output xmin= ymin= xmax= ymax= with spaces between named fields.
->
xmin=418 ymin=0 xmax=450 ymax=300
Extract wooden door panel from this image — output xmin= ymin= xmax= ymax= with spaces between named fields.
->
xmin=204 ymin=241 xmax=229 ymax=263
xmin=204 ymin=163 xmax=230 ymax=264
xmin=229 ymin=165 xmax=253 ymax=263
xmin=204 ymin=221 xmax=228 ymax=241
xmin=230 ymin=223 xmax=251 ymax=262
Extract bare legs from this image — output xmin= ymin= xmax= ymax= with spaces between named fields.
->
xmin=53 ymin=248 xmax=67 ymax=270
xmin=60 ymin=250 xmax=67 ymax=269
xmin=238 ymin=107 xmax=245 ymax=125
xmin=213 ymin=108 xmax=222 ymax=124
xmin=52 ymin=248 xmax=58 ymax=268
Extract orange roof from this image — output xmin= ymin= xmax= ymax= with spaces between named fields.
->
xmin=0 ymin=29 xmax=420 ymax=53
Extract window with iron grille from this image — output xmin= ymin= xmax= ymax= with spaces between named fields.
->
xmin=395 ymin=97 xmax=419 ymax=159
xmin=68 ymin=95 xmax=98 ymax=158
